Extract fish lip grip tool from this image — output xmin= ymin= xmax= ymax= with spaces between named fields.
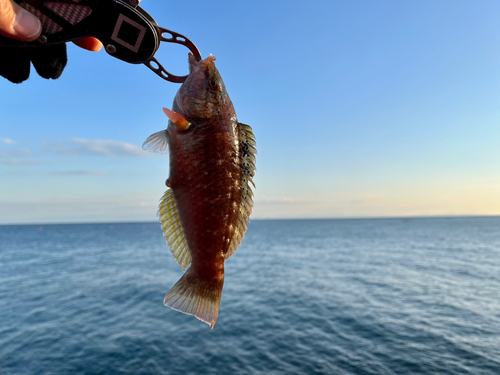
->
xmin=0 ymin=0 xmax=202 ymax=83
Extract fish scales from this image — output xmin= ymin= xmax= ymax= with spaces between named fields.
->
xmin=143 ymin=54 xmax=256 ymax=328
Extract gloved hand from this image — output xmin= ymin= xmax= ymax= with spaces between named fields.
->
xmin=0 ymin=0 xmax=102 ymax=83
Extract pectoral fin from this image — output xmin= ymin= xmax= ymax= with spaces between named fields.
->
xmin=142 ymin=130 xmax=168 ymax=153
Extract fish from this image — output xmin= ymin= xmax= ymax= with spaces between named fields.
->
xmin=143 ymin=53 xmax=256 ymax=328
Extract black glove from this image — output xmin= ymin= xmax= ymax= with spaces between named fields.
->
xmin=0 ymin=43 xmax=67 ymax=84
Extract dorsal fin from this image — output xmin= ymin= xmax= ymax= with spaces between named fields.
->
xmin=225 ymin=123 xmax=257 ymax=260
xmin=158 ymin=189 xmax=192 ymax=270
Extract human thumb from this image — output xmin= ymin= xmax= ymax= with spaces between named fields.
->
xmin=0 ymin=0 xmax=41 ymax=41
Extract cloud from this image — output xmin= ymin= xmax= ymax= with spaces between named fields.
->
xmin=49 ymin=170 xmax=107 ymax=176
xmin=0 ymin=147 xmax=34 ymax=158
xmin=0 ymin=142 xmax=39 ymax=165
xmin=0 ymin=138 xmax=16 ymax=144
xmin=4 ymin=160 xmax=41 ymax=166
xmin=47 ymin=138 xmax=146 ymax=157
xmin=0 ymin=146 xmax=36 ymax=165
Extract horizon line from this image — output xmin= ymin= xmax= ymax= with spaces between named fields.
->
xmin=1 ymin=214 xmax=499 ymax=227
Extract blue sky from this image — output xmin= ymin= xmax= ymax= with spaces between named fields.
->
xmin=1 ymin=0 xmax=499 ymax=224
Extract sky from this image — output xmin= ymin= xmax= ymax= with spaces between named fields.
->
xmin=1 ymin=0 xmax=499 ymax=224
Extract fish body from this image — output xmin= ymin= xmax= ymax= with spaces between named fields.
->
xmin=143 ymin=54 xmax=256 ymax=328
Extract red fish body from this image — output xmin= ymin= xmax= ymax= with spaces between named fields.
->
xmin=143 ymin=54 xmax=256 ymax=328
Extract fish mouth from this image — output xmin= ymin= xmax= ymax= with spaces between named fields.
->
xmin=188 ymin=53 xmax=216 ymax=72
xmin=175 ymin=53 xmax=220 ymax=119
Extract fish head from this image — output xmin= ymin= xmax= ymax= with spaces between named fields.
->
xmin=173 ymin=53 xmax=232 ymax=120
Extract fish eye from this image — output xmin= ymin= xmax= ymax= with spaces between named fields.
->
xmin=209 ymin=78 xmax=220 ymax=91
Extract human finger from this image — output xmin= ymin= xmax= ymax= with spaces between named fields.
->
xmin=73 ymin=37 xmax=103 ymax=52
xmin=0 ymin=0 xmax=41 ymax=41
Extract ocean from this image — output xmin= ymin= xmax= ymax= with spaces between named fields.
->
xmin=0 ymin=217 xmax=499 ymax=374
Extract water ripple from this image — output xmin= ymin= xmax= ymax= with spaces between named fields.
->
xmin=0 ymin=218 xmax=499 ymax=374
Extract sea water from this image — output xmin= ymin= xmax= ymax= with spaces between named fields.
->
xmin=0 ymin=217 xmax=499 ymax=374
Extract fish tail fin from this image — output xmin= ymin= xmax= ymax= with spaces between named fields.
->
xmin=164 ymin=266 xmax=224 ymax=329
